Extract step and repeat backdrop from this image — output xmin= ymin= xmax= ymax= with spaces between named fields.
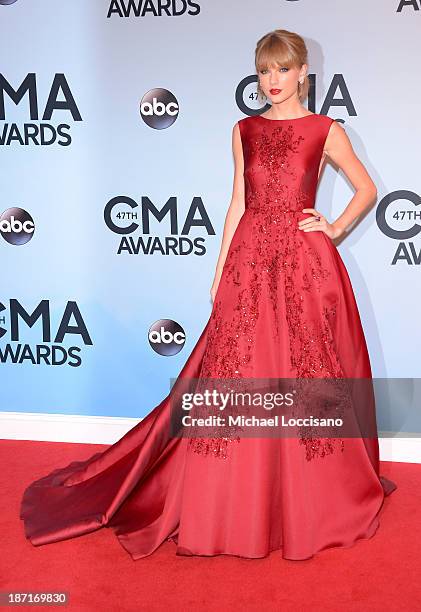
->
xmin=0 ymin=0 xmax=420 ymax=432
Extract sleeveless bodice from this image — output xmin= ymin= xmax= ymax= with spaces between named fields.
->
xmin=238 ymin=114 xmax=334 ymax=213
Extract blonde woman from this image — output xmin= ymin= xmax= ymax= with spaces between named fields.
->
xmin=21 ymin=29 xmax=396 ymax=561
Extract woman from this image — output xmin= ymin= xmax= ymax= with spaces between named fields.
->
xmin=20 ymin=29 xmax=396 ymax=561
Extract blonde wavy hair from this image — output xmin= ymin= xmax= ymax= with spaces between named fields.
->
xmin=255 ymin=29 xmax=310 ymax=103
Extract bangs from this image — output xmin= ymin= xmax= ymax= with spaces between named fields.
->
xmin=255 ymin=36 xmax=297 ymax=72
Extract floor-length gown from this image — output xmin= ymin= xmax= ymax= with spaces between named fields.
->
xmin=20 ymin=113 xmax=396 ymax=561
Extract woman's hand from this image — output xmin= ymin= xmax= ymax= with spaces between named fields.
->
xmin=210 ymin=282 xmax=219 ymax=305
xmin=210 ymin=276 xmax=221 ymax=304
xmin=298 ymin=208 xmax=344 ymax=239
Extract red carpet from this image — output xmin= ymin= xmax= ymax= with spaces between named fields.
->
xmin=2 ymin=439 xmax=420 ymax=611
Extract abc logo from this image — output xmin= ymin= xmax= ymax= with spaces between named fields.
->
xmin=0 ymin=1 xmax=19 ymax=5
xmin=140 ymin=88 xmax=179 ymax=130
xmin=0 ymin=208 xmax=35 ymax=245
xmin=148 ymin=319 xmax=186 ymax=356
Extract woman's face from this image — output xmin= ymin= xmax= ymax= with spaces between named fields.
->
xmin=258 ymin=62 xmax=307 ymax=103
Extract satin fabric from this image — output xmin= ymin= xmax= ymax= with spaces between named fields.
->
xmin=20 ymin=114 xmax=396 ymax=560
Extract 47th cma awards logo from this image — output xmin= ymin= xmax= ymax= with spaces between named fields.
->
xmin=104 ymin=196 xmax=215 ymax=255
xmin=0 ymin=300 xmax=93 ymax=367
xmin=377 ymin=190 xmax=421 ymax=265
xmin=0 ymin=73 xmax=81 ymax=146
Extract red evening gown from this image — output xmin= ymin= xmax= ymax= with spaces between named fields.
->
xmin=20 ymin=113 xmax=396 ymax=560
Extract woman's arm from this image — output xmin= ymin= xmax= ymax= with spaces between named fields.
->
xmin=300 ymin=121 xmax=378 ymax=239
xmin=210 ymin=122 xmax=245 ymax=303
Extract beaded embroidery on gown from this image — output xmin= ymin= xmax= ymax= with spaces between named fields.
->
xmin=20 ymin=113 xmax=396 ymax=561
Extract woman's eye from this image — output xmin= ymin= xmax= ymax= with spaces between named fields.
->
xmin=259 ymin=67 xmax=288 ymax=74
